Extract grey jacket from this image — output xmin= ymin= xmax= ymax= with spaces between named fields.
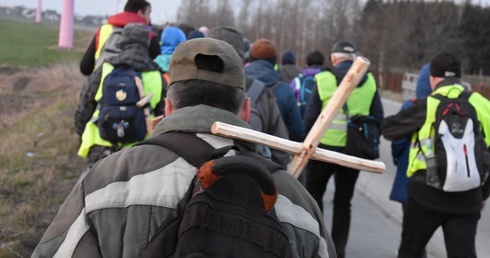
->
xmin=33 ymin=105 xmax=336 ymax=258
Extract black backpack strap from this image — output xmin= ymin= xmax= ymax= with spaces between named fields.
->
xmin=136 ymin=132 xmax=215 ymax=168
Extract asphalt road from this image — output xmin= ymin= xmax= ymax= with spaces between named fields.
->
xmin=321 ymin=98 xmax=490 ymax=258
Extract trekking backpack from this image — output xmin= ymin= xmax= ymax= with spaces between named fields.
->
xmin=425 ymin=91 xmax=490 ymax=192
xmin=293 ymin=74 xmax=315 ymax=117
xmin=97 ymin=64 xmax=147 ymax=144
xmin=247 ymin=79 xmax=272 ymax=159
xmin=95 ymin=27 xmax=123 ymax=69
xmin=138 ymin=132 xmax=293 ymax=258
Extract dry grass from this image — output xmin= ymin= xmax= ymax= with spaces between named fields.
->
xmin=0 ymin=62 xmax=87 ymax=257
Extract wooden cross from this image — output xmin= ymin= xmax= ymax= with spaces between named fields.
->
xmin=211 ymin=56 xmax=385 ymax=178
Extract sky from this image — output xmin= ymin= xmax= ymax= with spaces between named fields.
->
xmin=0 ymin=0 xmax=182 ymax=24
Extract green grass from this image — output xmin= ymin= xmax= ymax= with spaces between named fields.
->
xmin=0 ymin=18 xmax=91 ymax=66
xmin=0 ymin=92 xmax=85 ymax=257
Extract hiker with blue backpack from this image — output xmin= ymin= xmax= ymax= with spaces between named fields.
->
xmin=382 ymin=51 xmax=490 ymax=258
xmin=74 ymin=23 xmax=164 ymax=167
xmin=33 ymin=38 xmax=336 ymax=258
xmin=291 ymin=50 xmax=326 ymax=118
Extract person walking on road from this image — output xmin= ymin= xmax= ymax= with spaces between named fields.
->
xmin=303 ymin=39 xmax=384 ymax=258
xmin=278 ymin=50 xmax=301 ymax=84
xmin=74 ymin=24 xmax=164 ymax=167
xmin=390 ymin=63 xmax=432 ymax=207
xmin=245 ymin=39 xmax=304 ymax=142
xmin=33 ymin=38 xmax=336 ymax=258
xmin=381 ymin=51 xmax=490 ymax=258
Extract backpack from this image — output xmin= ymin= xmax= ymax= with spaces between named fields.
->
xmin=293 ymin=73 xmax=315 ymax=117
xmin=424 ymin=91 xmax=490 ymax=192
xmin=247 ymin=79 xmax=272 ymax=159
xmin=95 ymin=27 xmax=123 ymax=69
xmin=97 ymin=65 xmax=147 ymax=144
xmin=138 ymin=132 xmax=293 ymax=258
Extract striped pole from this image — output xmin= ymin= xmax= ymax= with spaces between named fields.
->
xmin=58 ymin=0 xmax=74 ymax=49
xmin=35 ymin=0 xmax=42 ymax=23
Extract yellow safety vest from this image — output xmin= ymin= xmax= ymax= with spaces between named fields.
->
xmin=78 ymin=63 xmax=163 ymax=158
xmin=407 ymin=85 xmax=490 ymax=177
xmin=94 ymin=24 xmax=115 ymax=62
xmin=316 ymin=71 xmax=376 ymax=146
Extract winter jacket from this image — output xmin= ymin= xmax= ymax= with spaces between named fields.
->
xmin=381 ymin=78 xmax=490 ymax=214
xmin=33 ymin=105 xmax=336 ymax=258
xmin=245 ymin=60 xmax=304 ymax=142
xmin=154 ymin=27 xmax=186 ymax=72
xmin=389 ymin=63 xmax=431 ymax=204
xmin=79 ymin=12 xmax=160 ymax=76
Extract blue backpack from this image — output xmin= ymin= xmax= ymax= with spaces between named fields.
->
xmin=293 ymin=74 xmax=315 ymax=117
xmin=97 ymin=65 xmax=146 ymax=144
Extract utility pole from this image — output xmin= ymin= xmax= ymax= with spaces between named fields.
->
xmin=36 ymin=0 xmax=42 ymax=23
xmin=58 ymin=0 xmax=74 ymax=49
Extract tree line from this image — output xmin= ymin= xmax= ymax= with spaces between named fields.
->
xmin=175 ymin=0 xmax=490 ymax=89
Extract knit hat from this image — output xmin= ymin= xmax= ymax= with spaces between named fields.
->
xmin=331 ymin=39 xmax=357 ymax=54
xmin=207 ymin=26 xmax=245 ymax=60
xmin=430 ymin=51 xmax=461 ymax=78
xmin=117 ymin=23 xmax=150 ymax=49
xmin=188 ymin=30 xmax=205 ymax=39
xmin=282 ymin=50 xmax=296 ymax=65
xmin=169 ymin=38 xmax=245 ymax=89
xmin=249 ymin=39 xmax=277 ymax=60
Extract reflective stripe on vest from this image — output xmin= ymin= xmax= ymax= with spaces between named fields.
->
xmin=315 ymin=71 xmax=376 ymax=147
xmin=78 ymin=63 xmax=163 ymax=158
xmin=94 ymin=24 xmax=114 ymax=62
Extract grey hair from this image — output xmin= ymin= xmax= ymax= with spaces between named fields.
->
xmin=167 ymin=80 xmax=246 ymax=114
xmin=331 ymin=52 xmax=356 ymax=61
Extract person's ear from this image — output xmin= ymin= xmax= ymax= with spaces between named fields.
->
xmin=239 ymin=97 xmax=251 ymax=122
xmin=164 ymin=98 xmax=174 ymax=116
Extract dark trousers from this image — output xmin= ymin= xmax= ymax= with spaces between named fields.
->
xmin=398 ymin=197 xmax=480 ymax=258
xmin=306 ymin=160 xmax=360 ymax=258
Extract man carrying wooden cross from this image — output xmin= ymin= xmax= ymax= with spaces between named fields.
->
xmin=33 ymin=38 xmax=336 ymax=258
xmin=302 ymin=39 xmax=384 ymax=258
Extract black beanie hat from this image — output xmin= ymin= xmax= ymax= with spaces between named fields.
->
xmin=306 ymin=50 xmax=325 ymax=66
xmin=430 ymin=51 xmax=461 ymax=78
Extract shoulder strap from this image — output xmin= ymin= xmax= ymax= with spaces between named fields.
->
xmin=136 ymin=132 xmax=215 ymax=168
xmin=247 ymin=79 xmax=266 ymax=105
xmin=269 ymin=81 xmax=281 ymax=92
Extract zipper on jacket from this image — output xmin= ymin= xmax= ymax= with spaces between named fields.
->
xmin=464 ymin=144 xmax=470 ymax=177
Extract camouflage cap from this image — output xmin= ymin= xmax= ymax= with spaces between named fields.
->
xmin=169 ymin=38 xmax=245 ymax=90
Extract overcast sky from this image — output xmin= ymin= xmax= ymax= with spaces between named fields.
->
xmin=0 ymin=0 xmax=182 ymax=24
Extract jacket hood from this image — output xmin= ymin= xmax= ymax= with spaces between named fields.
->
xmin=107 ymin=12 xmax=147 ymax=27
xmin=332 ymin=61 xmax=368 ymax=87
xmin=416 ymin=63 xmax=432 ymax=99
xmin=160 ymin=27 xmax=187 ymax=54
xmin=245 ymin=60 xmax=279 ymax=86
